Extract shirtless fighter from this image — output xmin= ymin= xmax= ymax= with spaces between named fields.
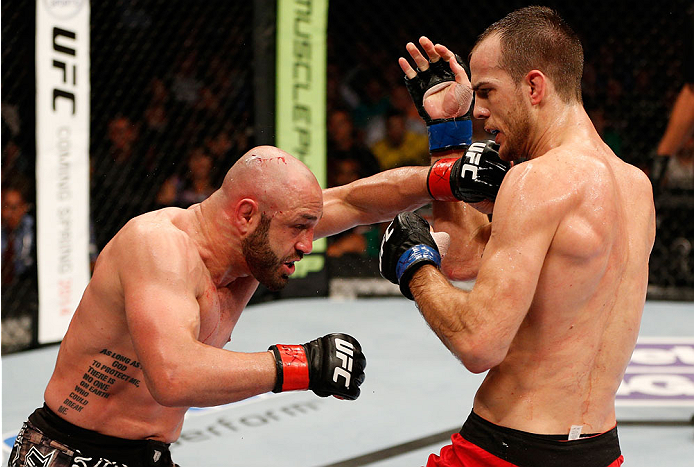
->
xmin=9 ymin=141 xmax=507 ymax=466
xmin=380 ymin=6 xmax=656 ymax=466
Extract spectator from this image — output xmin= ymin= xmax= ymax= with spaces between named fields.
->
xmin=1 ymin=139 xmax=31 ymax=186
xmin=327 ymin=108 xmax=381 ymax=184
xmin=1 ymin=185 xmax=35 ymax=286
xmin=1 ymin=184 xmax=37 ymax=354
xmin=204 ymin=120 xmax=252 ymax=185
xmin=326 ymin=109 xmax=383 ymax=259
xmin=370 ymin=108 xmax=429 ymax=170
xmin=650 ymin=5 xmax=694 ymax=195
xmin=91 ymin=115 xmax=153 ymax=250
xmin=663 ymin=135 xmax=694 ymax=190
xmin=389 ymin=84 xmax=427 ymax=136
xmin=169 ymin=50 xmax=203 ymax=108
xmin=2 ymin=102 xmax=33 ymax=186
xmin=352 ymin=75 xmax=392 ymax=147
xmin=156 ymin=147 xmax=217 ymax=208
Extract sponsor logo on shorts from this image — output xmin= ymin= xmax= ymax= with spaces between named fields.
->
xmin=25 ymin=446 xmax=55 ymax=467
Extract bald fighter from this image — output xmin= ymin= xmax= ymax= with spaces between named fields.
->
xmin=380 ymin=6 xmax=655 ymax=467
xmin=9 ymin=143 xmax=499 ymax=467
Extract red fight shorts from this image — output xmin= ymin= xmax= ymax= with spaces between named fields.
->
xmin=426 ymin=411 xmax=624 ymax=467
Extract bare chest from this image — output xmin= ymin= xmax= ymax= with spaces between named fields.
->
xmin=196 ymin=285 xmax=248 ymax=348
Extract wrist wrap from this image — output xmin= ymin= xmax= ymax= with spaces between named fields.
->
xmin=427 ymin=157 xmax=459 ymax=201
xmin=428 ymin=118 xmax=473 ymax=153
xmin=396 ymin=245 xmax=441 ymax=281
xmin=269 ymin=344 xmax=309 ymax=393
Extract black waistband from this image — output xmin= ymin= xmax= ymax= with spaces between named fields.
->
xmin=28 ymin=404 xmax=172 ymax=466
xmin=460 ymin=411 xmax=622 ymax=467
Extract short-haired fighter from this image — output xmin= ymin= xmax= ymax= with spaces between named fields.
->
xmin=9 ymin=141 xmax=507 ymax=467
xmin=380 ymin=6 xmax=655 ymax=467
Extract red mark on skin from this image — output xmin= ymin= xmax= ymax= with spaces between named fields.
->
xmin=201 ymin=319 xmax=219 ymax=344
xmin=251 ymin=154 xmax=287 ymax=164
xmin=200 ymin=285 xmax=220 ymax=344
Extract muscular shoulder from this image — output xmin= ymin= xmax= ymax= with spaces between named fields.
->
xmin=112 ymin=209 xmax=205 ymax=285
xmin=497 ymin=151 xmax=578 ymax=217
xmin=493 ymin=147 xmax=614 ymax=246
xmin=501 ymin=147 xmax=621 ymax=208
xmin=118 ymin=209 xmax=190 ymax=250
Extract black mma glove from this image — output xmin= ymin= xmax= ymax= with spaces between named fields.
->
xmin=649 ymin=154 xmax=670 ymax=199
xmin=268 ymin=333 xmax=366 ymax=400
xmin=427 ymin=140 xmax=511 ymax=203
xmin=405 ymin=54 xmax=473 ymax=153
xmin=379 ymin=212 xmax=441 ymax=300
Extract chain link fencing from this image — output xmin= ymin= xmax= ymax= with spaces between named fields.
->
xmin=327 ymin=0 xmax=694 ymax=299
xmin=2 ymin=0 xmax=692 ymax=353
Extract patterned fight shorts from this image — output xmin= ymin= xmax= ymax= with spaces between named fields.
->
xmin=8 ymin=405 xmax=178 ymax=467
xmin=426 ymin=411 xmax=624 ymax=467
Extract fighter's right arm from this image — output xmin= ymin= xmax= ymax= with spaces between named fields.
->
xmin=118 ymin=221 xmax=278 ymax=407
xmin=390 ymin=160 xmax=565 ymax=373
xmin=119 ymin=220 xmax=365 ymax=405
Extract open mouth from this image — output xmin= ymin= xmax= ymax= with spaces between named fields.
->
xmin=487 ymin=129 xmax=501 ymax=145
xmin=283 ymin=261 xmax=296 ymax=274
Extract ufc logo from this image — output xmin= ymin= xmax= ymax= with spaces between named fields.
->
xmin=461 ymin=141 xmax=486 ymax=180
xmin=332 ymin=338 xmax=354 ymax=388
xmin=52 ymin=27 xmax=78 ymax=114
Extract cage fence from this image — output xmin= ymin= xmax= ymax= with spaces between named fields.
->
xmin=2 ymin=0 xmax=692 ymax=354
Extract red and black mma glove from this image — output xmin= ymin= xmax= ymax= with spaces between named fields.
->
xmin=379 ymin=212 xmax=441 ymax=300
xmin=405 ymin=54 xmax=473 ymax=153
xmin=427 ymin=140 xmax=511 ymax=203
xmin=268 ymin=333 xmax=366 ymax=400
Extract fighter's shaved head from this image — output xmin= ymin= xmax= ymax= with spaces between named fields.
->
xmin=220 ymin=145 xmax=321 ymax=214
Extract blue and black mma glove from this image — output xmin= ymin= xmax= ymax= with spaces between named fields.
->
xmin=405 ymin=55 xmax=474 ymax=153
xmin=379 ymin=212 xmax=441 ymax=300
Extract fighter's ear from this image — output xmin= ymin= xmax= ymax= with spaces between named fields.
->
xmin=525 ymin=70 xmax=546 ymax=105
xmin=234 ymin=198 xmax=259 ymax=234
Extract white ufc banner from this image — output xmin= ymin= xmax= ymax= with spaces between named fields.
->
xmin=36 ymin=0 xmax=91 ymax=343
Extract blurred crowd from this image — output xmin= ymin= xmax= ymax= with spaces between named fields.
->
xmin=2 ymin=1 xmax=693 ymax=353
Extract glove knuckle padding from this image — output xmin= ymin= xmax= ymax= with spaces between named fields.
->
xmin=305 ymin=333 xmax=365 ymax=400
xmin=379 ymin=212 xmax=441 ymax=299
xmin=427 ymin=140 xmax=510 ymax=203
xmin=450 ymin=140 xmax=510 ymax=202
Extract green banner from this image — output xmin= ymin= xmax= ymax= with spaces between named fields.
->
xmin=276 ymin=0 xmax=328 ymax=277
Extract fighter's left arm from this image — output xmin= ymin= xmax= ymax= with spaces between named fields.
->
xmin=408 ymin=160 xmax=565 ymax=373
xmin=316 ymin=166 xmax=432 ymax=239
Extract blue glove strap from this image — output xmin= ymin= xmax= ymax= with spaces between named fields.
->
xmin=428 ymin=119 xmax=473 ymax=153
xmin=396 ymin=245 xmax=441 ymax=282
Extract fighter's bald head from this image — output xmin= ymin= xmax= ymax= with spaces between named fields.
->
xmin=220 ymin=145 xmax=322 ymax=215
